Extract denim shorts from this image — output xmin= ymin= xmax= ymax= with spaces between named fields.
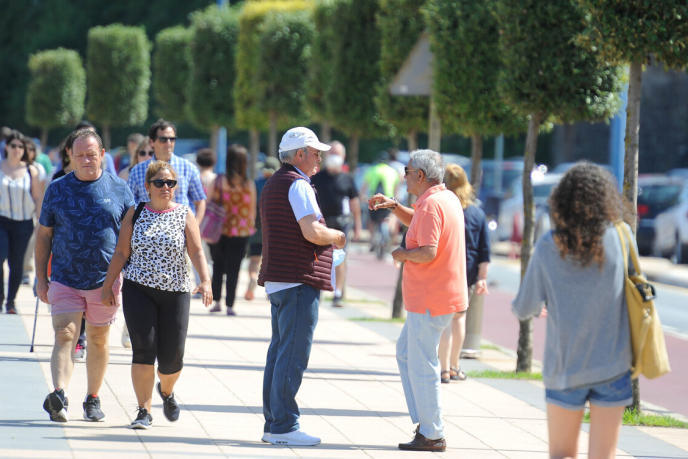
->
xmin=545 ymin=370 xmax=632 ymax=410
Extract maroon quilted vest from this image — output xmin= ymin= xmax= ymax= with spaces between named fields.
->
xmin=258 ymin=164 xmax=333 ymax=291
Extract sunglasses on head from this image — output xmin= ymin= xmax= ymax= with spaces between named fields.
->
xmin=138 ymin=149 xmax=154 ymax=157
xmin=149 ymin=179 xmax=177 ymax=189
xmin=157 ymin=136 xmax=176 ymax=143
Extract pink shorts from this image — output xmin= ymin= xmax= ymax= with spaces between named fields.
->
xmin=47 ymin=276 xmax=122 ymax=326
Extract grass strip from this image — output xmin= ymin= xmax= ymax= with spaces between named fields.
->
xmin=349 ymin=316 xmax=406 ymax=323
xmin=467 ymin=370 xmax=543 ymax=380
xmin=583 ymin=409 xmax=688 ymax=428
xmin=480 ymin=343 xmax=501 ymax=351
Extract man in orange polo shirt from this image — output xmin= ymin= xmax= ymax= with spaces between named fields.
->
xmin=369 ymin=149 xmax=468 ymax=452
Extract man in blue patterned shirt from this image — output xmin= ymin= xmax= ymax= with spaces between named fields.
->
xmin=36 ymin=130 xmax=134 ymax=423
xmin=127 ymin=119 xmax=206 ymax=221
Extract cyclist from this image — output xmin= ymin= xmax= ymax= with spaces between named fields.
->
xmin=361 ymin=153 xmax=400 ymax=258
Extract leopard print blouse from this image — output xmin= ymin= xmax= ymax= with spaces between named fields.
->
xmin=124 ymin=204 xmax=192 ymax=292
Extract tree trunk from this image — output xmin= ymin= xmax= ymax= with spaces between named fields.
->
xmin=516 ymin=112 xmax=543 ymax=373
xmin=268 ymin=112 xmax=278 ymax=158
xmin=624 ymin=59 xmax=643 ymax=412
xmin=320 ymin=120 xmax=331 ymax=143
xmin=428 ymin=96 xmax=441 ymax=152
xmin=40 ymin=127 xmax=48 ymax=151
xmin=469 ymin=133 xmax=483 ymax=190
xmin=348 ymin=133 xmax=359 ymax=172
xmin=249 ymin=128 xmax=260 ymax=180
xmin=406 ymin=130 xmax=418 ymax=152
xmin=102 ymin=124 xmax=111 ymax=151
xmin=392 ymin=263 xmax=405 ymax=319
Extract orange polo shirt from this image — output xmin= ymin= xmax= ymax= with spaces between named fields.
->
xmin=403 ymin=184 xmax=468 ymax=316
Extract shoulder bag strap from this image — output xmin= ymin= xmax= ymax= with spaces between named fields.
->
xmin=619 ymin=223 xmax=642 ymax=276
xmin=132 ymin=201 xmax=146 ymax=227
xmin=614 ymin=221 xmax=629 ymax=277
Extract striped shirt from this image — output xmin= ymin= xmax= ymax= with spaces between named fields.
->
xmin=0 ymin=166 xmax=34 ymax=220
xmin=127 ymin=153 xmax=206 ymax=212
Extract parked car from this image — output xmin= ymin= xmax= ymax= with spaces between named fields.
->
xmin=495 ymin=172 xmax=563 ymax=241
xmin=477 ymin=159 xmax=525 ymax=221
xmin=644 ymin=176 xmax=688 ymax=262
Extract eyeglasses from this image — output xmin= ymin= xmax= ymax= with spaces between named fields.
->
xmin=404 ymin=167 xmax=420 ymax=176
xmin=8 ymin=143 xmax=24 ymax=149
xmin=157 ymin=136 xmax=176 ymax=143
xmin=138 ymin=149 xmax=154 ymax=157
xmin=149 ymin=179 xmax=177 ymax=189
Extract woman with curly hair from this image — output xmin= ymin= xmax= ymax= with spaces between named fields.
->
xmin=512 ymin=162 xmax=634 ymax=458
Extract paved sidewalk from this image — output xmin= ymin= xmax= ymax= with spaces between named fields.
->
xmin=1 ymin=271 xmax=687 ymax=458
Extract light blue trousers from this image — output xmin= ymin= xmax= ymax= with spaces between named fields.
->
xmin=396 ymin=310 xmax=453 ymax=440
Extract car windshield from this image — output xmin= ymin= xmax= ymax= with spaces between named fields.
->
xmin=534 ymin=183 xmax=557 ymax=199
xmin=481 ymin=168 xmax=522 ymax=193
xmin=637 ymin=184 xmax=682 ymax=209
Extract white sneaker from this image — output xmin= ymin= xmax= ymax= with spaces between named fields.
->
xmin=261 ymin=432 xmax=272 ymax=443
xmin=268 ymin=430 xmax=321 ymax=446
xmin=121 ymin=327 xmax=131 ymax=348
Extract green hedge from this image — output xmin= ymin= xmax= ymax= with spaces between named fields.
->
xmin=153 ymin=26 xmax=192 ymax=123
xmin=86 ymin=24 xmax=150 ymax=128
xmin=25 ymin=48 xmax=85 ymax=130
xmin=187 ymin=5 xmax=240 ymax=131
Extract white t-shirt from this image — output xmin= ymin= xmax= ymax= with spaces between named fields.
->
xmin=265 ymin=166 xmax=322 ymax=295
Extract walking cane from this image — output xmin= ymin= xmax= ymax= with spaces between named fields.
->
xmin=30 ymin=279 xmax=39 ymax=353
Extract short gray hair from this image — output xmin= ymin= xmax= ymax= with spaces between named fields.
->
xmin=279 ymin=148 xmax=301 ymax=162
xmin=409 ymin=149 xmax=443 ymax=184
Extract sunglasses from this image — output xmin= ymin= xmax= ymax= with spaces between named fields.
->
xmin=138 ymin=149 xmax=154 ymax=157
xmin=149 ymin=179 xmax=177 ymax=189
xmin=8 ymin=143 xmax=24 ymax=149
xmin=404 ymin=167 xmax=420 ymax=176
xmin=157 ymin=136 xmax=176 ymax=143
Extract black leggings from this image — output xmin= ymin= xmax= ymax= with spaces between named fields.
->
xmin=209 ymin=236 xmax=248 ymax=308
xmin=0 ymin=217 xmax=33 ymax=306
xmin=122 ymin=279 xmax=190 ymax=374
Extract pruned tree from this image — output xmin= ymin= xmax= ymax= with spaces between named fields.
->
xmin=308 ymin=0 xmax=337 ymax=142
xmin=86 ymin=24 xmax=150 ymax=149
xmin=153 ymin=26 xmax=192 ymax=123
xmin=576 ymin=1 xmax=688 ymax=230
xmin=256 ymin=7 xmax=314 ymax=156
xmin=426 ymin=0 xmax=527 ymax=188
xmin=326 ymin=0 xmax=384 ymax=170
xmin=497 ymin=0 xmax=624 ymax=372
xmin=376 ymin=0 xmax=428 ymax=151
xmin=25 ymin=48 xmax=85 ymax=147
xmin=187 ymin=4 xmax=239 ymax=146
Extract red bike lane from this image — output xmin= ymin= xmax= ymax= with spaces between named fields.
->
xmin=346 ymin=249 xmax=688 ymax=418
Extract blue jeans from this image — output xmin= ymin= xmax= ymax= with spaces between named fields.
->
xmin=263 ymin=284 xmax=319 ymax=434
xmin=546 ymin=370 xmax=633 ymax=410
xmin=0 ymin=217 xmax=34 ymax=306
xmin=397 ymin=310 xmax=453 ymax=440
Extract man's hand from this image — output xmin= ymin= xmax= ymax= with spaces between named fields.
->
xmin=475 ymin=279 xmax=489 ymax=295
xmin=368 ymin=193 xmax=395 ymax=211
xmin=36 ymin=278 xmax=49 ymax=304
xmin=334 ymin=231 xmax=346 ymax=249
xmin=391 ymin=247 xmax=407 ymax=263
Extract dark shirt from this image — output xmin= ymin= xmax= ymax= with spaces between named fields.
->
xmin=464 ymin=204 xmax=491 ymax=286
xmin=311 ymin=169 xmax=358 ymax=218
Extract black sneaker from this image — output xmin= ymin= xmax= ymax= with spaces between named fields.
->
xmin=83 ymin=394 xmax=105 ymax=421
xmin=130 ymin=407 xmax=153 ymax=429
xmin=43 ymin=389 xmax=69 ymax=422
xmin=157 ymin=382 xmax=180 ymax=422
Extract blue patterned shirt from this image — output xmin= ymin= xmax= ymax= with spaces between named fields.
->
xmin=39 ymin=172 xmax=134 ymax=290
xmin=127 ymin=153 xmax=206 ymax=211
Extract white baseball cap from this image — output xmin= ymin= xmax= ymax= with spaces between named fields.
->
xmin=278 ymin=127 xmax=331 ymax=153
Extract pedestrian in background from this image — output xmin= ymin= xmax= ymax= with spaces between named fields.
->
xmin=195 ymin=148 xmax=217 ymax=193
xmin=243 ymin=155 xmax=280 ymax=301
xmin=102 ymin=160 xmax=212 ymax=429
xmin=119 ymin=135 xmax=149 ymax=181
xmin=208 ymin=144 xmax=255 ymax=315
xmin=36 ymin=129 xmax=134 ymax=423
xmin=512 ymin=162 xmax=633 ymax=459
xmin=369 ymin=149 xmax=467 ymax=452
xmin=0 ymin=130 xmax=43 ymax=313
xmin=259 ymin=127 xmax=345 ymax=446
xmin=311 ymin=140 xmax=362 ymax=307
xmin=438 ymin=164 xmax=490 ymax=383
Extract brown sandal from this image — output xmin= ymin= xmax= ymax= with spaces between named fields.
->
xmin=440 ymin=370 xmax=451 ymax=384
xmin=450 ymin=367 xmax=467 ymax=381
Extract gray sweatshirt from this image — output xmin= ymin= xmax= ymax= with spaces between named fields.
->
xmin=512 ymin=224 xmax=632 ymax=390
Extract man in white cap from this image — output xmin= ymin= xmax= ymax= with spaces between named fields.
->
xmin=258 ymin=127 xmax=346 ymax=446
